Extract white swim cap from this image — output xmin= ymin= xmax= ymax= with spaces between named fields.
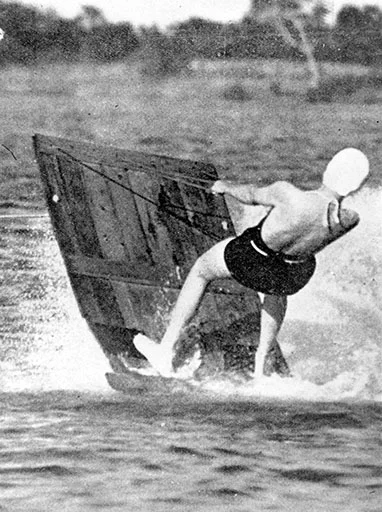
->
xmin=323 ymin=148 xmax=369 ymax=196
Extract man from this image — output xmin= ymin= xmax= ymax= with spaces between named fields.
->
xmin=134 ymin=148 xmax=369 ymax=380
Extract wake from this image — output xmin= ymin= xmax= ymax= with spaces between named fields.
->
xmin=194 ymin=371 xmax=375 ymax=402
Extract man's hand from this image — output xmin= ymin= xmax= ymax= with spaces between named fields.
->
xmin=210 ymin=180 xmax=227 ymax=195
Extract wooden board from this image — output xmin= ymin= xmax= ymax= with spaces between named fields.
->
xmin=105 ymin=371 xmax=196 ymax=395
xmin=33 ymin=134 xmax=289 ymax=376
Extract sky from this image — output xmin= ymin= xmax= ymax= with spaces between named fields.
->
xmin=17 ymin=0 xmax=382 ymax=27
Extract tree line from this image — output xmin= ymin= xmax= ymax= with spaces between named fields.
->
xmin=0 ymin=1 xmax=381 ymax=69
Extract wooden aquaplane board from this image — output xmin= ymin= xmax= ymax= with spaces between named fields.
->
xmin=33 ymin=134 xmax=289 ymax=376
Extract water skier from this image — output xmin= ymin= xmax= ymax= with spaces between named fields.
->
xmin=134 ymin=148 xmax=369 ymax=380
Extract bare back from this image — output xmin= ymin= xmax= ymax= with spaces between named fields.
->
xmin=260 ymin=183 xmax=360 ymax=257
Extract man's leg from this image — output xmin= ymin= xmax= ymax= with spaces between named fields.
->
xmin=254 ymin=294 xmax=287 ymax=380
xmin=134 ymin=238 xmax=234 ymax=375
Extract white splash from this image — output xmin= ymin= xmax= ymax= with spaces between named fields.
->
xmin=0 ymin=219 xmax=111 ymax=393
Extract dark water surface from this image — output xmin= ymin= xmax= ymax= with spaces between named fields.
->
xmin=0 ymin=193 xmax=381 ymax=511
xmin=1 ymin=392 xmax=381 ymax=512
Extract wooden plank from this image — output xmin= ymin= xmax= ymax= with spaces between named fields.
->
xmin=72 ymin=170 xmax=145 ymax=331
xmin=157 ymin=153 xmax=218 ymax=181
xmin=111 ymin=282 xmax=140 ymax=330
xmin=36 ymin=148 xmax=129 ymax=333
xmin=107 ymin=170 xmax=154 ymax=269
xmin=35 ymin=133 xmax=172 ymax=172
xmin=68 ymin=275 xmax=128 ymax=330
xmin=37 ymin=153 xmax=79 ymax=255
xmin=215 ymin=293 xmax=260 ymax=334
xmin=34 ymin=134 xmax=218 ymax=177
xmin=158 ymin=156 xmax=235 ymax=247
xmin=68 ymin=274 xmax=108 ymax=325
xmin=105 ymin=371 xmax=196 ymax=395
xmin=82 ymin=166 xmax=126 ymax=261
xmin=65 ymin=254 xmax=160 ymax=285
xmin=48 ymin=155 xmax=130 ymax=331
xmin=157 ymin=177 xmax=199 ymax=281
xmin=177 ymin=182 xmax=222 ymax=256
xmin=127 ymin=169 xmax=178 ymax=279
xmin=173 ymin=182 xmax=209 ymax=256
xmin=82 ymin=276 xmax=126 ymax=327
xmin=56 ymin=155 xmax=103 ymax=258
xmin=127 ymin=286 xmax=158 ymax=339
xmin=88 ymin=324 xmax=140 ymax=356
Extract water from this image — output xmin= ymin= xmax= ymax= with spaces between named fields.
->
xmin=0 ymin=188 xmax=381 ymax=512
xmin=1 ymin=394 xmax=381 ymax=512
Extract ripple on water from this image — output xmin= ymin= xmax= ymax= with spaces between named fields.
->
xmin=275 ymin=468 xmax=347 ymax=485
xmin=215 ymin=464 xmax=251 ymax=474
xmin=0 ymin=464 xmax=77 ymax=477
xmin=168 ymin=445 xmax=214 ymax=459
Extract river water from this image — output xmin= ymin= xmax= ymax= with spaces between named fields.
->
xmin=0 ymin=188 xmax=381 ymax=512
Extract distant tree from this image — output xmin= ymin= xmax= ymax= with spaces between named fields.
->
xmin=171 ymin=18 xmax=225 ymax=59
xmin=86 ymin=22 xmax=139 ymax=61
xmin=0 ymin=1 xmax=84 ymax=63
xmin=78 ymin=5 xmax=106 ymax=30
xmin=73 ymin=5 xmax=138 ymax=62
xmin=336 ymin=5 xmax=363 ymax=28
xmin=0 ymin=0 xmax=380 ymax=69
xmin=310 ymin=1 xmax=329 ymax=30
xmin=239 ymin=15 xmax=286 ymax=59
xmin=334 ymin=5 xmax=382 ymax=64
xmin=362 ymin=6 xmax=382 ymax=65
xmin=252 ymin=0 xmax=321 ymax=90
xmin=51 ymin=17 xmax=83 ymax=61
xmin=305 ymin=1 xmax=333 ymax=62
xmin=0 ymin=1 xmax=42 ymax=60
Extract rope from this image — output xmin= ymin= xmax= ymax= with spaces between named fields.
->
xmin=156 ymin=168 xmax=218 ymax=185
xmin=57 ymin=147 xmax=220 ymax=203
xmin=0 ymin=213 xmax=49 ymax=219
xmin=118 ymin=159 xmax=218 ymax=185
xmin=55 ymin=148 xmax=231 ymax=241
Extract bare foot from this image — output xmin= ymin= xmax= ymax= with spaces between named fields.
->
xmin=133 ymin=334 xmax=174 ymax=377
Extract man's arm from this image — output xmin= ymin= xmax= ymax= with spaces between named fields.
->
xmin=326 ymin=201 xmax=360 ymax=240
xmin=211 ymin=180 xmax=293 ymax=207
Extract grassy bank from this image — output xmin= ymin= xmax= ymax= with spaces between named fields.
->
xmin=0 ymin=59 xmax=381 ymax=211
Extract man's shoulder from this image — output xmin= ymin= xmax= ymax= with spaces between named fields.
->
xmin=267 ymin=181 xmax=301 ymax=200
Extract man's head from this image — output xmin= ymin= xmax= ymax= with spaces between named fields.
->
xmin=323 ymin=148 xmax=369 ymax=197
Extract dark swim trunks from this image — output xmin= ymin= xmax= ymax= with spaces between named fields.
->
xmin=224 ymin=218 xmax=316 ymax=295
